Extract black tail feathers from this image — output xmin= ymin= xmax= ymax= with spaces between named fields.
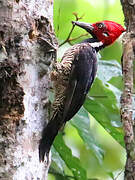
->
xmin=39 ymin=113 xmax=62 ymax=162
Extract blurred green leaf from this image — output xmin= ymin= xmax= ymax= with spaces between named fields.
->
xmin=100 ymin=41 xmax=123 ymax=63
xmin=107 ymin=172 xmax=114 ymax=179
xmin=71 ymin=107 xmax=104 ymax=164
xmin=97 ymin=60 xmax=122 ymax=83
xmin=109 ymin=76 xmax=123 ymax=91
xmin=53 ymin=133 xmax=87 ymax=180
xmin=84 ymin=78 xmax=124 ymax=147
xmin=97 ymin=59 xmax=123 ymax=105
xmin=55 ymin=175 xmax=68 ymax=180
xmin=51 ymin=146 xmax=66 ymax=175
xmin=49 ymin=167 xmax=69 ymax=180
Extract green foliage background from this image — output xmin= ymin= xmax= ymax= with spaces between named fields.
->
xmin=48 ymin=0 xmax=126 ymax=179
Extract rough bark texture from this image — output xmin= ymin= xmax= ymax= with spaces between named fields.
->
xmin=0 ymin=0 xmax=57 ymax=179
xmin=120 ymin=0 xmax=135 ymax=179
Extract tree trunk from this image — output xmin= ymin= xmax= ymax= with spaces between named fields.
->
xmin=120 ymin=0 xmax=135 ymax=179
xmin=0 ymin=0 xmax=57 ymax=179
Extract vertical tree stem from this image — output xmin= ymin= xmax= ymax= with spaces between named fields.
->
xmin=120 ymin=0 xmax=135 ymax=179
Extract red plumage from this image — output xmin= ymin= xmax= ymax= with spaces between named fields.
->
xmin=92 ymin=20 xmax=126 ymax=45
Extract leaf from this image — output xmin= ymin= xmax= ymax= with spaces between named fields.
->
xmin=84 ymin=78 xmax=124 ymax=147
xmin=107 ymin=172 xmax=114 ymax=179
xmin=53 ymin=133 xmax=87 ymax=180
xmin=100 ymin=42 xmax=123 ymax=63
xmin=51 ymin=146 xmax=66 ymax=175
xmin=55 ymin=174 xmax=69 ymax=180
xmin=71 ymin=107 xmax=104 ymax=164
xmin=97 ymin=60 xmax=122 ymax=83
xmin=49 ymin=167 xmax=69 ymax=180
xmin=109 ymin=76 xmax=123 ymax=91
xmin=97 ymin=60 xmax=123 ymax=105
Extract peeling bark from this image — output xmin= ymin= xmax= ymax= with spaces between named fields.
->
xmin=0 ymin=0 xmax=57 ymax=179
xmin=120 ymin=0 xmax=135 ymax=179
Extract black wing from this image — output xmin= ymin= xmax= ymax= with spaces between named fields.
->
xmin=63 ymin=45 xmax=97 ymax=122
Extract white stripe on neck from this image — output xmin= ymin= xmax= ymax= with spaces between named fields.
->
xmin=89 ymin=41 xmax=103 ymax=48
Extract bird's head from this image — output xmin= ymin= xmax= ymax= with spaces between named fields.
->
xmin=72 ymin=20 xmax=126 ymax=46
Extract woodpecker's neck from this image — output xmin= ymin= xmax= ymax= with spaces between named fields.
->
xmin=82 ymin=38 xmax=105 ymax=52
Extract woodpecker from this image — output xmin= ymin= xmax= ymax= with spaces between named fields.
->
xmin=39 ymin=20 xmax=125 ymax=162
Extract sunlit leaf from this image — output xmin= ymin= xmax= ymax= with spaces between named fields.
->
xmin=71 ymin=107 xmax=104 ymax=164
xmin=53 ymin=133 xmax=87 ymax=180
xmin=55 ymin=175 xmax=68 ymax=180
xmin=109 ymin=76 xmax=123 ymax=91
xmin=49 ymin=167 xmax=68 ymax=180
xmin=51 ymin=146 xmax=66 ymax=175
xmin=96 ymin=59 xmax=123 ymax=105
xmin=107 ymin=172 xmax=114 ymax=179
xmin=97 ymin=60 xmax=122 ymax=83
xmin=100 ymin=41 xmax=123 ymax=63
xmin=84 ymin=78 xmax=124 ymax=147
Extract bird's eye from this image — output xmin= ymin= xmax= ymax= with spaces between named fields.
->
xmin=102 ymin=32 xmax=109 ymax=37
xmin=97 ymin=23 xmax=104 ymax=29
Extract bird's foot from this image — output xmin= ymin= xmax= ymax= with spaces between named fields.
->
xmin=39 ymin=150 xmax=51 ymax=167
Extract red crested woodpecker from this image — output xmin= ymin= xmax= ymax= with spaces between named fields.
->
xmin=39 ymin=20 xmax=125 ymax=162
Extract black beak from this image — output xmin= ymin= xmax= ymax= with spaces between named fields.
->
xmin=72 ymin=21 xmax=94 ymax=33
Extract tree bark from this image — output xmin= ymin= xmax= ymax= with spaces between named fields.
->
xmin=0 ymin=0 xmax=57 ymax=179
xmin=120 ymin=0 xmax=135 ymax=179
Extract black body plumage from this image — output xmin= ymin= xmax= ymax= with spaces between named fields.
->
xmin=39 ymin=40 xmax=99 ymax=162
